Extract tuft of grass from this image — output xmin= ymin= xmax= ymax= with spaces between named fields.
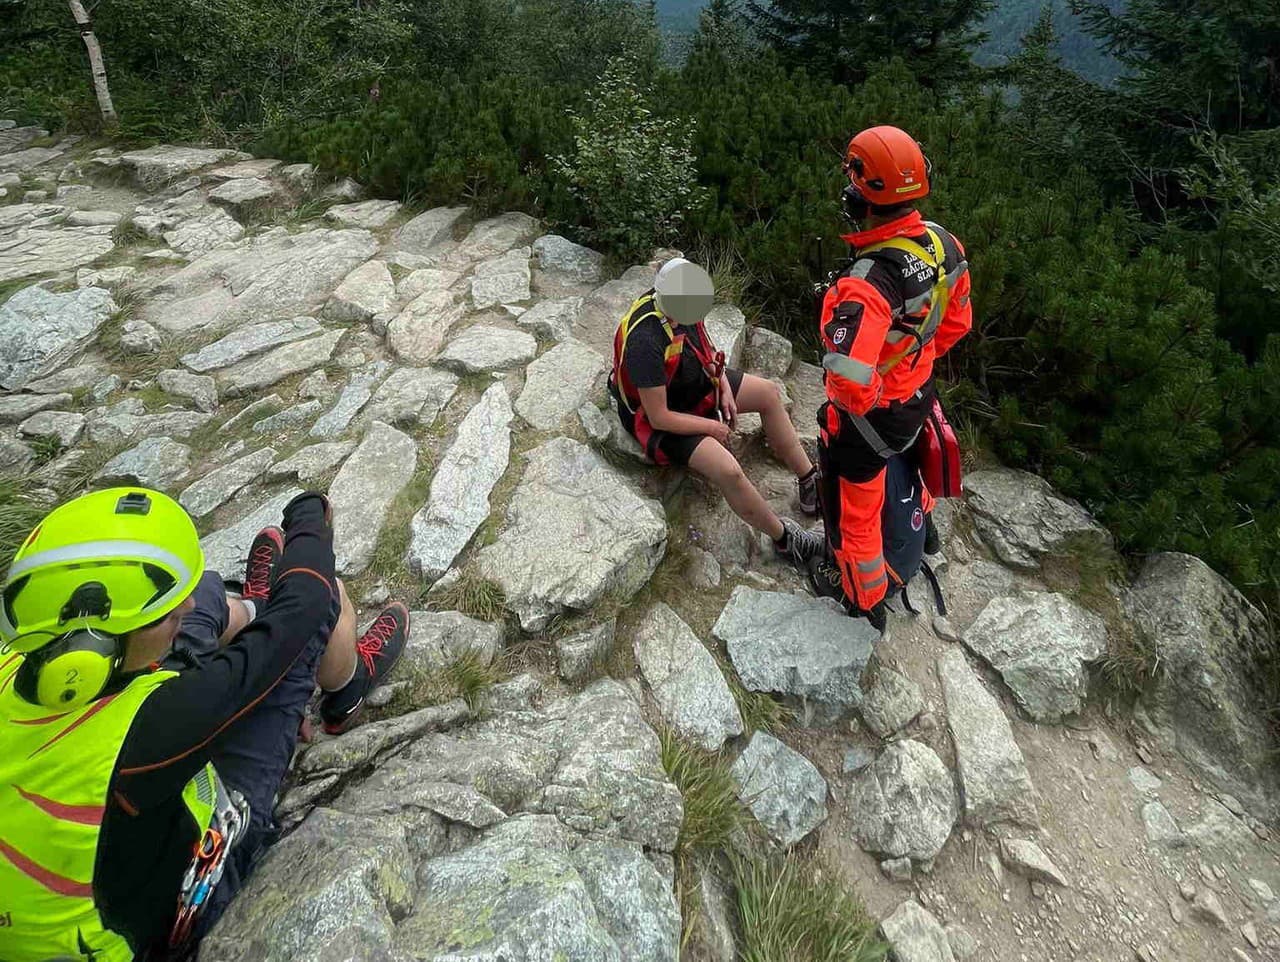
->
xmin=0 ymin=480 xmax=49 ymax=572
xmin=365 ymin=463 xmax=434 ymax=585
xmin=732 ymin=853 xmax=889 ymax=962
xmin=427 ymin=567 xmax=508 ymax=623
xmin=446 ymin=650 xmax=506 ymax=713
xmin=110 ymin=216 xmax=150 ymax=248
xmin=659 ymin=728 xmax=747 ymax=856
xmin=1098 ymin=619 xmax=1162 ymax=700
xmin=27 ymin=434 xmax=63 ymax=467
xmin=730 ymin=680 xmax=794 ymax=736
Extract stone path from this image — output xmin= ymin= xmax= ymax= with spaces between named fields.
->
xmin=2 ymin=128 xmax=1276 ymax=962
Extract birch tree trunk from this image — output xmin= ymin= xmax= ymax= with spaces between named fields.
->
xmin=67 ymin=0 xmax=118 ymax=126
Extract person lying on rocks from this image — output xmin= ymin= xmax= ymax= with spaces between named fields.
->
xmin=0 ymin=487 xmax=408 ymax=962
xmin=610 ymin=257 xmax=824 ymax=569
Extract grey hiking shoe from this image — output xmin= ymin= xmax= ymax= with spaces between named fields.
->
xmin=797 ymin=468 xmax=819 ymax=517
xmin=807 ymin=557 xmax=888 ymax=632
xmin=773 ymin=517 xmax=824 ymax=567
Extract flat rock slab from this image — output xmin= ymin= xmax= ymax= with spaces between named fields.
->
xmin=143 ymin=226 xmax=377 ymax=334
xmin=19 ymin=410 xmax=85 ymax=448
xmin=515 ymin=337 xmax=608 ymax=431
xmin=449 ymin=211 xmax=540 ymax=265
xmin=217 ymin=330 xmax=343 ymax=397
xmin=324 ymin=259 xmax=394 ymax=323
xmin=1124 ymin=552 xmax=1276 ymax=811
xmin=556 ymin=619 xmax=617 ymax=683
xmin=364 ymin=367 xmax=458 ymax=428
xmin=516 ymin=296 xmax=582 ymax=342
xmin=157 ymin=368 xmax=218 ymax=413
xmin=574 ymin=265 xmax=655 ymax=355
xmin=95 ymin=437 xmax=192 ymax=491
xmin=963 ymin=592 xmax=1107 ymax=722
xmin=120 ymin=145 xmax=242 ymax=190
xmin=207 ymin=158 xmax=283 ymax=180
xmin=310 ymin=364 xmax=386 ymax=438
xmin=325 ymin=199 xmax=402 ymax=230
xmin=179 ymin=447 xmax=276 ymax=519
xmin=849 ymin=739 xmax=957 ymax=862
xmin=329 ymin=422 xmax=418 ymax=576
xmin=436 ymin=324 xmax=537 ymax=374
xmin=730 ymin=732 xmax=828 ymax=847
xmin=1000 ymin=838 xmax=1069 ymax=886
xmin=881 ymin=900 xmax=955 ymax=962
xmin=208 ymin=177 xmax=283 ymax=211
xmin=477 ymin=437 xmax=667 ymax=632
xmin=861 ymin=664 xmax=925 ymax=738
xmin=0 ymin=221 xmax=115 ymax=284
xmin=964 ymin=468 xmax=1113 ymax=569
xmin=408 ymin=384 xmax=514 ymax=581
xmin=394 ymin=206 xmax=466 ymax=253
xmin=386 ymin=290 xmax=465 ymax=363
xmin=0 ymin=392 xmax=70 ymax=423
xmin=0 ymin=286 xmax=116 ymax=390
xmin=470 ymin=247 xmax=532 ymax=310
xmin=266 ymin=441 xmax=355 ymax=484
xmin=745 ymin=325 xmax=794 ymax=379
xmin=398 ymin=609 xmax=505 ymax=686
xmin=633 ymin=603 xmax=742 ymax=751
xmin=936 ymin=649 xmax=1038 ymax=828
xmin=199 ymin=489 xmax=302 ymax=577
xmin=180 ymin=316 xmax=322 ymax=373
xmin=713 ymin=587 xmax=877 ymax=724
xmin=533 ymin=234 xmax=604 ymax=284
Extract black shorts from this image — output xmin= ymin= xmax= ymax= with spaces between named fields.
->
xmin=615 ymin=367 xmax=744 ymax=466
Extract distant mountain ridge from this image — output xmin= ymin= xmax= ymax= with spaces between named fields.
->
xmin=654 ymin=0 xmax=1119 ymax=83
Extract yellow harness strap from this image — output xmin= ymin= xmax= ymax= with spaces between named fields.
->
xmin=859 ymin=226 xmax=951 ymax=376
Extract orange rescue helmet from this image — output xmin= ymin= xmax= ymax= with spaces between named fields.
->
xmin=843 ymin=126 xmax=932 ymax=206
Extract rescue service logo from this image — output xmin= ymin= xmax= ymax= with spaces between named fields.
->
xmin=833 ymin=327 xmax=848 ymax=345
xmin=911 ymin=507 xmax=925 ymax=532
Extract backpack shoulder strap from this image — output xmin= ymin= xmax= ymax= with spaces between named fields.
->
xmin=920 ymin=560 xmax=947 ymax=617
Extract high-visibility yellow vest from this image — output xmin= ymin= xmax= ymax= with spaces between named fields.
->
xmin=0 ymin=653 xmax=198 ymax=962
xmin=858 ymin=225 xmax=956 ymax=375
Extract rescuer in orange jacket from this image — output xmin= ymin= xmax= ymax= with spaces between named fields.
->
xmin=810 ymin=125 xmax=973 ymax=631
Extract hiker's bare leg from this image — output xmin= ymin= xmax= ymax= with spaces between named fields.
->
xmin=219 ymin=597 xmax=251 ymax=644
xmin=689 ymin=436 xmax=785 ymax=540
xmin=734 ymin=373 xmax=813 ymax=477
xmin=317 ymin=577 xmax=359 ymax=691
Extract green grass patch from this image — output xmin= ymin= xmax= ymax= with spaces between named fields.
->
xmin=659 ymin=728 xmax=747 ymax=856
xmin=364 ymin=462 xmax=434 ymax=586
xmin=110 ymin=216 xmax=150 ymax=248
xmin=0 ymin=480 xmax=48 ymax=572
xmin=730 ymin=680 xmax=794 ymax=736
xmin=427 ymin=567 xmax=507 ymax=623
xmin=446 ymin=650 xmax=506 ymax=712
xmin=27 ymin=434 xmax=63 ymax=467
xmin=732 ymin=853 xmax=888 ymax=962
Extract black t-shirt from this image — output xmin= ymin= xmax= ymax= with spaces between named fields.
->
xmin=624 ymin=310 xmax=716 ymax=413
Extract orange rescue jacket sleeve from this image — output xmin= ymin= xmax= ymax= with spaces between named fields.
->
xmin=819 ymin=274 xmax=892 ymax=416
xmin=932 ymin=236 xmax=973 ymax=359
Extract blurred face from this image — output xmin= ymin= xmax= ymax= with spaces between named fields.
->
xmin=122 ymin=591 xmax=197 ymax=671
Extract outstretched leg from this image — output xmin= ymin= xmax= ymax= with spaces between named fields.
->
xmin=689 ymin=435 xmax=785 ymax=539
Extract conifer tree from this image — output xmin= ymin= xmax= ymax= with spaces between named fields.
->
xmin=744 ymin=0 xmax=995 ymax=88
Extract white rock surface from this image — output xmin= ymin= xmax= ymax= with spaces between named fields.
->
xmin=364 ymin=367 xmax=458 ymax=428
xmin=157 ymin=369 xmax=218 ymax=412
xmin=633 ymin=603 xmax=742 ymax=752
xmin=964 ymin=468 xmax=1113 ymax=569
xmin=849 ymin=740 xmax=957 ymax=862
xmin=0 ymin=286 xmax=117 ymax=390
xmin=963 ymin=592 xmax=1107 ymax=722
xmin=477 ymin=437 xmax=666 ymax=632
xmin=18 ymin=409 xmax=85 ymax=448
xmin=516 ymin=296 xmax=582 ymax=341
xmin=328 ymin=422 xmax=418 ymax=575
xmin=730 ymin=732 xmax=828 ymax=847
xmin=515 ymin=338 xmax=608 ymax=431
xmin=180 ymin=316 xmax=323 ymax=372
xmin=218 ymin=330 xmax=343 ymax=397
xmin=533 ymin=234 xmax=604 ymax=283
xmin=436 ymin=325 xmax=537 ymax=374
xmin=266 ymin=441 xmax=355 ymax=484
xmin=95 ymin=436 xmax=192 ymax=490
xmin=325 ymin=199 xmax=402 ymax=229
xmin=394 ymin=206 xmax=466 ymax=253
xmin=408 ymin=384 xmax=514 ymax=581
xmin=470 ymin=247 xmax=532 ymax=310
xmin=881 ymin=900 xmax=955 ymax=962
xmin=199 ymin=489 xmax=302 ymax=577
xmin=179 ymin=447 xmax=276 ymax=519
xmin=324 ymin=259 xmax=394 ymax=323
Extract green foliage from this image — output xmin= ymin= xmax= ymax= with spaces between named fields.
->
xmin=745 ymin=0 xmax=994 ymax=89
xmin=732 ymin=853 xmax=888 ymax=962
xmin=445 ymin=652 xmax=506 ymax=713
xmin=730 ymin=680 xmax=794 ymax=735
xmin=427 ymin=569 xmax=508 ymax=624
xmin=659 ymin=729 xmax=746 ymax=854
xmin=553 ymin=57 xmax=705 ymax=259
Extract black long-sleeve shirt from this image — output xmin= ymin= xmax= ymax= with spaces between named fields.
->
xmin=93 ymin=493 xmax=337 ymax=956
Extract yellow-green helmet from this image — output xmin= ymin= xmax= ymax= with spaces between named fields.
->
xmin=0 ymin=488 xmax=205 ymax=653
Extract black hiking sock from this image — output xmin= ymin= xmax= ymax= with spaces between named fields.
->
xmin=799 ymin=466 xmax=816 ymax=483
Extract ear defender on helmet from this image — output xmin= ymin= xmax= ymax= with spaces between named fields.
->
xmin=841 ymin=183 xmax=870 ymax=223
xmin=14 ymin=627 xmax=122 ymax=709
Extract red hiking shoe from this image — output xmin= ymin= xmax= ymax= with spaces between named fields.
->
xmin=319 ymin=603 xmax=410 ymax=735
xmin=243 ymin=526 xmax=284 ymax=604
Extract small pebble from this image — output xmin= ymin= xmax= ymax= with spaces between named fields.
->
xmin=1242 ymin=922 xmax=1259 ymax=947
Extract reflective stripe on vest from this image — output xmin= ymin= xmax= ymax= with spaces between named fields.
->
xmin=0 ymin=657 xmax=213 ymax=962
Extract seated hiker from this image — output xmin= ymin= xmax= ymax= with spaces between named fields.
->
xmin=610 ymin=257 xmax=823 ymax=567
xmin=810 ymin=125 xmax=973 ymax=631
xmin=0 ymin=487 xmax=408 ymax=962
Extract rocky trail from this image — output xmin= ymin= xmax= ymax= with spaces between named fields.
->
xmin=2 ymin=124 xmax=1278 ymax=962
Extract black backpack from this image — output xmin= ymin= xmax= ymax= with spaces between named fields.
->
xmin=880 ymin=453 xmax=946 ymax=616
